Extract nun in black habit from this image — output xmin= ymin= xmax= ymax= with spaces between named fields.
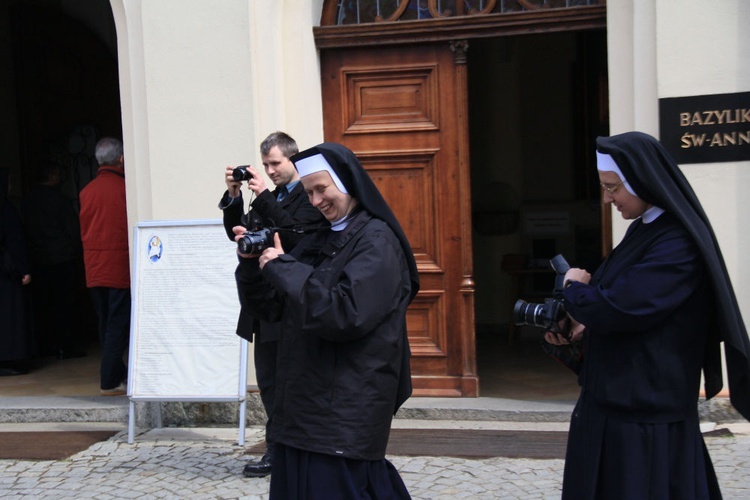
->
xmin=0 ymin=168 xmax=35 ymax=376
xmin=234 ymin=142 xmax=418 ymax=499
xmin=544 ymin=131 xmax=750 ymax=499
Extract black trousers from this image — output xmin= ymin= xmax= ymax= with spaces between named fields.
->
xmin=255 ymin=339 xmax=277 ymax=447
xmin=89 ymin=287 xmax=130 ymax=390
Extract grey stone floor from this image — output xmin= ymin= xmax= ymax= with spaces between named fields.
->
xmin=1 ymin=421 xmax=749 ymax=499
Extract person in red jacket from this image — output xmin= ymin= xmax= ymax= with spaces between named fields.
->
xmin=79 ymin=137 xmax=130 ymax=396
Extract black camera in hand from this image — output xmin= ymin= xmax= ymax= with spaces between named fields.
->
xmin=238 ymin=227 xmax=274 ymax=255
xmin=237 ymin=210 xmax=273 ymax=255
xmin=232 ymin=165 xmax=253 ymax=182
xmin=513 ymin=254 xmax=571 ymax=336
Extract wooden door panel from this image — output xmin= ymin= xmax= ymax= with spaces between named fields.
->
xmin=321 ymin=44 xmax=477 ymax=397
xmin=344 ymin=65 xmax=440 ymax=133
xmin=357 ymin=151 xmax=441 ymax=271
xmin=406 ymin=291 xmax=447 ymax=356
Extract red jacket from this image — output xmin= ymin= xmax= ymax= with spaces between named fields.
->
xmin=79 ymin=166 xmax=130 ymax=288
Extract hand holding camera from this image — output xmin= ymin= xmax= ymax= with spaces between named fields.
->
xmin=232 ymin=224 xmax=284 ymax=266
xmin=225 ymin=166 xmax=243 ymax=198
xmin=544 ymin=316 xmax=585 ymax=345
xmin=513 ymin=254 xmax=572 ymax=337
xmin=258 ymin=233 xmax=284 ymax=270
xmin=231 ymin=165 xmax=253 ymax=182
xmin=512 ymin=255 xmax=587 ymax=374
xmin=230 ymin=164 xmax=268 ymax=197
xmin=564 ymin=268 xmax=591 ymax=287
xmin=237 ymin=227 xmax=275 ymax=256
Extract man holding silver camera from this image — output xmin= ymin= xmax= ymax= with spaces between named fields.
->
xmin=218 ymin=131 xmax=325 ymax=478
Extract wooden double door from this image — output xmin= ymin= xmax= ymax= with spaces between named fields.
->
xmin=320 ymin=43 xmax=478 ymax=397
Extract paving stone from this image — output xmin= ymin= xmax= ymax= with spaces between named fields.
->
xmin=0 ymin=426 xmax=749 ymax=498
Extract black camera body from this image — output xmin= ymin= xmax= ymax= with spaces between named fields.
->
xmin=237 ymin=207 xmax=275 ymax=255
xmin=513 ymin=254 xmax=571 ymax=336
xmin=232 ymin=165 xmax=253 ymax=182
xmin=238 ymin=227 xmax=274 ymax=255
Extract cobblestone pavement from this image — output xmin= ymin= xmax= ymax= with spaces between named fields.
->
xmin=1 ymin=423 xmax=749 ymax=499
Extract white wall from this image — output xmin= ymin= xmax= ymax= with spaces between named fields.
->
xmin=249 ymin=1 xmax=325 ymax=151
xmin=606 ymin=0 xmax=657 ymax=245
xmin=112 ymin=0 xmax=324 ymax=226
xmin=111 ymin=0 xmax=325 ymax=386
xmin=607 ymin=0 xmax=750 ymax=321
xmin=656 ymin=0 xmax=750 ymax=314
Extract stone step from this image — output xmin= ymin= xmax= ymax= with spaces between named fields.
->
xmin=0 ymin=394 xmax=742 ymax=427
xmin=0 ymin=396 xmax=129 ymax=424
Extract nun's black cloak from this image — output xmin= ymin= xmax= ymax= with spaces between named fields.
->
xmin=235 ymin=143 xmax=418 ymax=499
xmin=558 ymin=131 xmax=750 ymax=499
xmin=0 ymin=169 xmax=35 ymax=365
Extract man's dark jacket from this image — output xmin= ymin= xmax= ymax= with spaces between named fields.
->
xmin=219 ymin=182 xmax=324 ymax=342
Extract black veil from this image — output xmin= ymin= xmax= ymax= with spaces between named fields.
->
xmin=291 ymin=143 xmax=419 ymax=301
xmin=291 ymin=142 xmax=419 ymax=412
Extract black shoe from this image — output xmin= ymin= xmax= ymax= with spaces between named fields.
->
xmin=242 ymin=452 xmax=273 ymax=478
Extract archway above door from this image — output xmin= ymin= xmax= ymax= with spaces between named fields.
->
xmin=317 ymin=0 xmax=606 ymax=48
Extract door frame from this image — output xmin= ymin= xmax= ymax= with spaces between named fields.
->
xmin=314 ymin=4 xmax=608 ymax=397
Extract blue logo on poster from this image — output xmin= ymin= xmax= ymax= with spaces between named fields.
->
xmin=147 ymin=236 xmax=163 ymax=262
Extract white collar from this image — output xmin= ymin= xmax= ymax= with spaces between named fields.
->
xmin=641 ymin=205 xmax=665 ymax=223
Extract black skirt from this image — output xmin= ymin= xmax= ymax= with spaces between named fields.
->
xmin=562 ymin=391 xmax=722 ymax=500
xmin=269 ymin=443 xmax=411 ymax=500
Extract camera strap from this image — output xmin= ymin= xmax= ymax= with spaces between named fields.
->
xmin=275 ymin=222 xmax=330 ymax=236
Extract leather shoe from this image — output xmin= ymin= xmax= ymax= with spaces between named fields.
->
xmin=100 ymin=382 xmax=127 ymax=396
xmin=242 ymin=452 xmax=272 ymax=478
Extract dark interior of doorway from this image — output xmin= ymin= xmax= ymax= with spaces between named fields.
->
xmin=1 ymin=1 xmax=121 ymax=394
xmin=467 ymin=30 xmax=608 ymax=400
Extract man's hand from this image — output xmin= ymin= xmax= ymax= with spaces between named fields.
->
xmin=244 ymin=165 xmax=268 ymax=197
xmin=225 ymin=166 xmax=242 ymax=198
xmin=259 ymin=233 xmax=284 ymax=270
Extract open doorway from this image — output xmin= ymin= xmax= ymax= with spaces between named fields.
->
xmin=468 ymin=30 xmax=609 ymax=399
xmin=0 ymin=0 xmax=122 ymax=394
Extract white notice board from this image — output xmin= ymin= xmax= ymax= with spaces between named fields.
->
xmin=128 ymin=219 xmax=245 ymax=400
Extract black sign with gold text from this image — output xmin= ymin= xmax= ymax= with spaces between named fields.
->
xmin=659 ymin=91 xmax=750 ymax=164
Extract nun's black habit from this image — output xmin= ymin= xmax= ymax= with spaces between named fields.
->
xmin=557 ymin=131 xmax=749 ymax=499
xmin=598 ymin=131 xmax=750 ymax=416
xmin=235 ymin=143 xmax=418 ymax=499
xmin=0 ymin=169 xmax=35 ymax=369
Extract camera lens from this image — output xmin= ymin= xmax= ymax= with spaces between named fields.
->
xmin=238 ymin=228 xmax=274 ymax=255
xmin=514 ymin=300 xmax=537 ymax=326
xmin=513 ymin=299 xmax=563 ymax=329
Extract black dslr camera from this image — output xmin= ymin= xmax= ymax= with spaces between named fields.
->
xmin=232 ymin=165 xmax=253 ymax=182
xmin=237 ymin=227 xmax=274 ymax=255
xmin=513 ymin=254 xmax=571 ymax=336
xmin=237 ymin=209 xmax=274 ymax=255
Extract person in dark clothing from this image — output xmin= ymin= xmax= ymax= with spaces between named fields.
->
xmin=545 ymin=131 xmax=750 ymax=499
xmin=233 ymin=142 xmax=418 ymax=499
xmin=22 ymin=162 xmax=85 ymax=360
xmin=0 ymin=168 xmax=36 ymax=376
xmin=219 ymin=131 xmax=326 ymax=478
